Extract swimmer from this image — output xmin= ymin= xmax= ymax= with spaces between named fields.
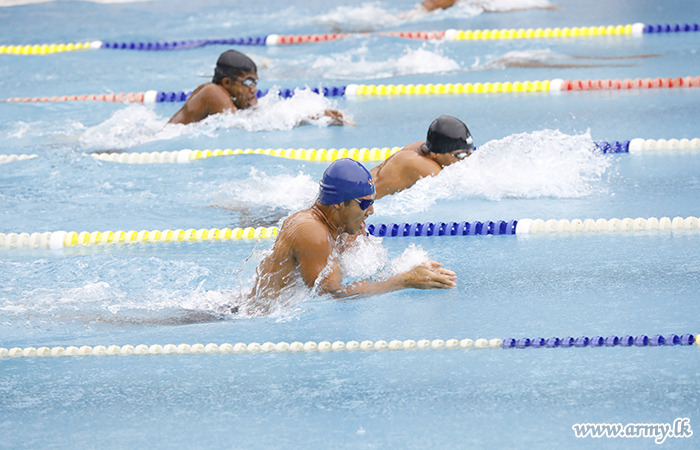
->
xmin=370 ymin=115 xmax=473 ymax=199
xmin=169 ymin=49 xmax=353 ymax=125
xmin=245 ymin=158 xmax=456 ymax=313
xmin=400 ymin=0 xmax=557 ymax=19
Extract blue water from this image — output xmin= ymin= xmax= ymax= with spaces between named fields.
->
xmin=1 ymin=0 xmax=699 ymax=449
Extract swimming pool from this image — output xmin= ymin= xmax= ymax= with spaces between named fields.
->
xmin=1 ymin=0 xmax=699 ymax=448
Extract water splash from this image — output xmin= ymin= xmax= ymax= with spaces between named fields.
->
xmin=202 ymin=88 xmax=348 ymax=131
xmin=309 ymin=45 xmax=460 ymax=80
xmin=75 ymin=89 xmax=347 ymax=151
xmin=211 ymin=168 xmax=319 ymax=214
xmin=377 ymin=130 xmax=611 ymax=216
xmin=313 ymin=2 xmax=404 ymax=32
xmin=312 ymin=0 xmax=553 ymax=32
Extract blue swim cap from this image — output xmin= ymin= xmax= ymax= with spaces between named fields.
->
xmin=318 ymin=159 xmax=375 ymax=205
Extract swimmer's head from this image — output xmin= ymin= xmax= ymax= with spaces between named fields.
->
xmin=213 ymin=50 xmax=257 ymax=84
xmin=425 ymin=115 xmax=474 ymax=154
xmin=318 ymin=159 xmax=375 ymax=205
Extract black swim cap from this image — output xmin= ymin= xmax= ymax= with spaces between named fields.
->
xmin=425 ymin=115 xmax=474 ymax=154
xmin=213 ymin=50 xmax=257 ymax=84
xmin=318 ymin=159 xmax=375 ymax=205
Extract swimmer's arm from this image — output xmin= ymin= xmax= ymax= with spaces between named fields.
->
xmin=321 ymin=261 xmax=457 ymax=298
xmin=324 ymin=109 xmax=356 ymax=126
xmin=292 ymin=227 xmax=456 ymax=298
xmin=320 ymin=261 xmax=457 ymax=299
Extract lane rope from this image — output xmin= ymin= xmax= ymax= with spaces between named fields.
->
xmin=0 ymin=226 xmax=279 ymax=250
xmin=503 ymin=334 xmax=697 ymax=349
xmin=2 ymin=333 xmax=696 ymax=359
xmin=5 ymin=75 xmax=698 ymax=104
xmin=1 ymin=216 xmax=698 ymax=251
xmin=2 ymin=22 xmax=698 ymax=54
xmin=368 ymin=216 xmax=700 ymax=237
xmin=88 ymin=138 xmax=700 ymax=166
xmin=4 ymin=138 xmax=696 ymax=168
xmin=91 ymin=147 xmax=401 ymax=164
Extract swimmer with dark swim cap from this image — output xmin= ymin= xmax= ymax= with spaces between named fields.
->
xmin=169 ymin=49 xmax=354 ymax=126
xmin=169 ymin=50 xmax=259 ymax=125
xmin=370 ymin=115 xmax=474 ymax=199
xmin=244 ymin=158 xmax=456 ymax=314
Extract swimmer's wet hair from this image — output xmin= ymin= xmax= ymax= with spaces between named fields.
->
xmin=213 ymin=50 xmax=257 ymax=84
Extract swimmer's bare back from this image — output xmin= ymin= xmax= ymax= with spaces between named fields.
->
xmin=168 ymin=83 xmax=237 ymax=125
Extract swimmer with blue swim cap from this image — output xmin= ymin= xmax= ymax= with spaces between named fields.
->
xmin=246 ymin=158 xmax=456 ymax=313
xmin=370 ymin=115 xmax=474 ymax=199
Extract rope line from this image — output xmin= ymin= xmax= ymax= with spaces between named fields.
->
xmin=2 ymin=22 xmax=698 ymax=54
xmin=3 ymin=138 xmax=696 ymax=168
xmin=5 ymin=75 xmax=698 ymax=104
xmin=367 ymin=216 xmax=700 ymax=237
xmin=91 ymin=147 xmax=401 ymax=164
xmin=1 ymin=216 xmax=698 ymax=251
xmin=2 ymin=333 xmax=696 ymax=359
xmin=0 ymin=226 xmax=279 ymax=250
xmin=87 ymin=139 xmax=700 ymax=166
xmin=503 ymin=333 xmax=696 ymax=348
xmin=344 ymin=76 xmax=700 ymax=96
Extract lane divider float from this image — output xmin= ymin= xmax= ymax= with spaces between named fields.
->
xmin=397 ymin=22 xmax=699 ymax=41
xmin=0 ymin=75 xmax=608 ymax=105
xmin=0 ymin=226 xmax=278 ymax=250
xmin=344 ymin=75 xmax=700 ymax=96
xmin=0 ymin=154 xmax=37 ymax=164
xmin=7 ymin=75 xmax=698 ymax=104
xmin=368 ymin=216 xmax=700 ymax=237
xmin=2 ymin=333 xmax=696 ymax=359
xmin=2 ymin=216 xmax=698 ymax=251
xmin=85 ymin=139 xmax=700 ymax=166
xmin=2 ymin=22 xmax=698 ymax=55
xmin=91 ymin=147 xmax=401 ymax=164
xmin=503 ymin=333 xmax=696 ymax=349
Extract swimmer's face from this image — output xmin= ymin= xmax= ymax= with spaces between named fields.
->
xmin=433 ymin=148 xmax=472 ymax=167
xmin=340 ymin=193 xmax=375 ymax=235
xmin=227 ymin=71 xmax=258 ymax=110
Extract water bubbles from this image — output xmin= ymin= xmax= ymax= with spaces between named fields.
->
xmin=377 ymin=129 xmax=611 ymax=215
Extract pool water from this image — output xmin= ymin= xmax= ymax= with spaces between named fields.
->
xmin=1 ymin=0 xmax=699 ymax=448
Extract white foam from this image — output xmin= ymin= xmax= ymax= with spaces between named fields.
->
xmin=313 ymin=2 xmax=403 ymax=32
xmin=336 ymin=234 xmax=389 ymax=279
xmin=312 ymin=0 xmax=553 ymax=32
xmin=78 ymin=105 xmax=187 ymax=151
xmin=377 ymin=130 xmax=611 ymax=216
xmin=302 ymin=45 xmax=460 ymax=80
xmin=202 ymin=88 xmax=349 ymax=131
xmin=212 ymin=168 xmax=319 ymax=212
xmin=76 ymin=89 xmax=345 ymax=150
xmin=469 ymin=0 xmax=554 ymax=12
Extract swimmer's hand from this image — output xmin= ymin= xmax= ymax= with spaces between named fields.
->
xmin=324 ymin=109 xmax=356 ymax=126
xmin=401 ymin=259 xmax=457 ymax=289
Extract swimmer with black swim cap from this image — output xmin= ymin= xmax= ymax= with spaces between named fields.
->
xmin=370 ymin=115 xmax=474 ymax=199
xmin=168 ymin=49 xmax=258 ymax=125
xmin=169 ymin=49 xmax=354 ymax=126
xmin=244 ymin=158 xmax=456 ymax=314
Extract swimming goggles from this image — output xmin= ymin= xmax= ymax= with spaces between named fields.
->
xmin=451 ymin=149 xmax=473 ymax=160
xmin=353 ymin=198 xmax=374 ymax=210
xmin=239 ymin=77 xmax=257 ymax=88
